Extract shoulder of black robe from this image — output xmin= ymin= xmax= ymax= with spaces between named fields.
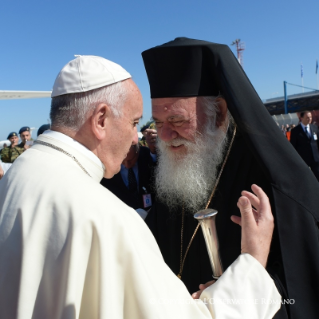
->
xmin=143 ymin=37 xmax=319 ymax=319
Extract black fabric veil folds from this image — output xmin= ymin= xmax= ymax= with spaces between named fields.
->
xmin=142 ymin=37 xmax=319 ymax=319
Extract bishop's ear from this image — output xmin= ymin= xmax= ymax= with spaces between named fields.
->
xmin=215 ymin=98 xmax=228 ymax=129
xmin=91 ymin=102 xmax=112 ymax=140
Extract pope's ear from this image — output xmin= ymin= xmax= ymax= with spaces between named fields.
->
xmin=91 ymin=102 xmax=112 ymax=140
xmin=216 ymin=98 xmax=228 ymax=128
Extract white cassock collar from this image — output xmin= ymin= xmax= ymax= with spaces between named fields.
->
xmin=42 ymin=130 xmax=105 ymax=170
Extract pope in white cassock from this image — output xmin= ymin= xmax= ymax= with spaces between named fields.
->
xmin=0 ymin=56 xmax=281 ymax=319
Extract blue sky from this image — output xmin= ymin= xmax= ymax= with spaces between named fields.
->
xmin=0 ymin=0 xmax=318 ymax=140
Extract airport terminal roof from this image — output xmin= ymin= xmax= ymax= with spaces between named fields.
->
xmin=263 ymin=91 xmax=319 ymax=115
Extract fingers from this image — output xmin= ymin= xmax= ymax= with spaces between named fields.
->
xmin=236 ymin=184 xmax=274 ymax=267
xmin=191 ymin=280 xmax=216 ymax=299
xmin=192 ymin=290 xmax=201 ymax=299
xmin=146 ymin=129 xmax=157 ymax=134
xmin=230 ymin=215 xmax=242 ymax=226
xmin=241 ymin=190 xmax=260 ymax=210
xmin=145 ymin=129 xmax=157 ymax=146
xmin=237 ymin=185 xmax=269 ymax=223
xmin=252 ymin=208 xmax=259 ymax=222
xmin=232 ymin=205 xmax=258 ymax=226
xmin=251 ymin=184 xmax=272 ymax=219
xmin=199 ymin=280 xmax=215 ymax=290
xmin=237 ymin=196 xmax=256 ymax=228
xmin=242 ymin=185 xmax=271 ymax=220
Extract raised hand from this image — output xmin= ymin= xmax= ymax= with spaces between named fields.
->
xmin=231 ymin=184 xmax=274 ymax=268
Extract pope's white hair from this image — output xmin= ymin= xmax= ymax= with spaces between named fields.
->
xmin=50 ymin=81 xmax=128 ymax=131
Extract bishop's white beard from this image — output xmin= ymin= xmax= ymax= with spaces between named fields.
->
xmin=155 ymin=126 xmax=228 ymax=213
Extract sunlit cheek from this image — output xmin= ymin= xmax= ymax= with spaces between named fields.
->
xmin=180 ymin=125 xmax=197 ymax=141
xmin=156 ymin=127 xmax=163 ymax=139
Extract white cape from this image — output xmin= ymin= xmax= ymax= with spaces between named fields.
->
xmin=0 ymin=134 xmax=281 ymax=319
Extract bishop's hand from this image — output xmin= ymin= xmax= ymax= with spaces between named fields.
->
xmin=231 ymin=184 xmax=274 ymax=268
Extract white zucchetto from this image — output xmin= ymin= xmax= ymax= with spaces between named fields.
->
xmin=51 ymin=55 xmax=131 ymax=97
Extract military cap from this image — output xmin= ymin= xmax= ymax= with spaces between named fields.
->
xmin=140 ymin=120 xmax=155 ymax=132
xmin=19 ymin=126 xmax=30 ymax=134
xmin=37 ymin=124 xmax=51 ymax=136
xmin=149 ymin=122 xmax=156 ymax=130
xmin=140 ymin=125 xmax=149 ymax=133
xmin=7 ymin=132 xmax=18 ymax=139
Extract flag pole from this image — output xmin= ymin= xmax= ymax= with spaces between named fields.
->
xmin=301 ymin=63 xmax=304 ymax=93
xmin=316 ymin=59 xmax=318 ymax=90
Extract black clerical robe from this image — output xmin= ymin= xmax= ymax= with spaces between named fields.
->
xmin=146 ymin=130 xmax=319 ymax=319
xmin=142 ymin=37 xmax=319 ymax=319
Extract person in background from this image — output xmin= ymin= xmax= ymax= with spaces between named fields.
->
xmin=37 ymin=124 xmax=51 ymax=137
xmin=0 ymin=144 xmax=12 ymax=178
xmin=285 ymin=124 xmax=291 ymax=141
xmin=281 ymin=124 xmax=286 ymax=136
xmin=101 ymin=141 xmax=155 ymax=218
xmin=290 ymin=111 xmax=319 ymax=181
xmin=144 ymin=122 xmax=157 ymax=156
xmin=0 ymin=144 xmax=7 ymax=160
xmin=17 ymin=126 xmax=33 ymax=150
xmin=139 ymin=124 xmax=149 ymax=146
xmin=0 ymin=132 xmax=24 ymax=163
xmin=139 ymin=121 xmax=155 ymax=147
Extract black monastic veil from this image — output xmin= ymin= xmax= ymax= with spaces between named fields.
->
xmin=142 ymin=37 xmax=319 ymax=319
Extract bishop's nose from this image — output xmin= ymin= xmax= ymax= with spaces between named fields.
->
xmin=158 ymin=123 xmax=178 ymax=142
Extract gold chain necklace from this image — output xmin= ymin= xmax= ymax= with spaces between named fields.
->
xmin=177 ymin=126 xmax=237 ymax=279
xmin=34 ymin=140 xmax=91 ymax=177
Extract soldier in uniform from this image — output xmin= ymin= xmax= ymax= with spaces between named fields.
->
xmin=37 ymin=124 xmax=50 ymax=136
xmin=139 ymin=125 xmax=149 ymax=147
xmin=0 ymin=144 xmax=7 ymax=158
xmin=1 ymin=132 xmax=24 ymax=163
xmin=17 ymin=126 xmax=33 ymax=150
xmin=139 ymin=121 xmax=156 ymax=147
xmin=144 ymin=122 xmax=157 ymax=155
